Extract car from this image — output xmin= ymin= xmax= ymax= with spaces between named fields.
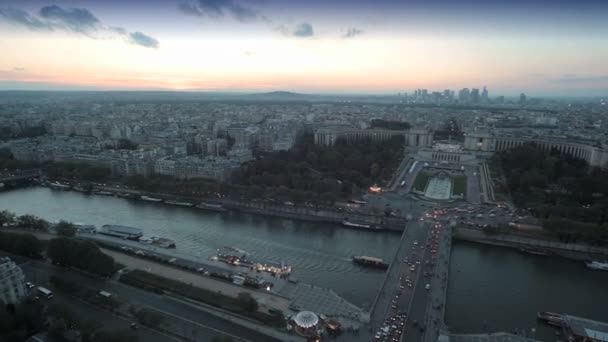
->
xmin=425 ymin=284 xmax=431 ymax=290
xmin=130 ymin=323 xmax=138 ymax=330
xmin=25 ymin=282 xmax=34 ymax=289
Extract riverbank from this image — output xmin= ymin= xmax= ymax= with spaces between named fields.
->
xmin=454 ymin=227 xmax=608 ymax=262
xmin=38 ymin=181 xmax=407 ymax=231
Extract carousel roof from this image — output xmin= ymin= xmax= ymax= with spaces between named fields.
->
xmin=294 ymin=311 xmax=319 ymax=329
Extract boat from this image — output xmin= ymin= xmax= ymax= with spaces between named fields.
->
xmin=196 ymin=202 xmax=227 ymax=212
xmin=149 ymin=236 xmax=176 ymax=248
xmin=94 ymin=191 xmax=113 ymax=196
xmin=519 ymin=247 xmax=551 ymax=256
xmin=116 ymin=193 xmax=136 ymax=199
xmin=49 ymin=182 xmax=70 ymax=190
xmin=586 ymin=261 xmax=608 ymax=271
xmin=165 ymin=200 xmax=194 ymax=207
xmin=342 ymin=220 xmax=377 ymax=230
xmin=140 ymin=195 xmax=162 ymax=202
xmin=537 ymin=312 xmax=565 ymax=327
xmin=352 ymin=256 xmax=389 ymax=269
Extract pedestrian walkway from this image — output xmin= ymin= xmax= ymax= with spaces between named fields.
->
xmin=278 ymin=282 xmax=368 ymax=326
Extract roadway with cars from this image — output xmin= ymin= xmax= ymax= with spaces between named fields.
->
xmin=17 ymin=258 xmax=284 ymax=342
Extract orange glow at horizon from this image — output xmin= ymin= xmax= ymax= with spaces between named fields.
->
xmin=2 ymin=28 xmax=608 ymax=93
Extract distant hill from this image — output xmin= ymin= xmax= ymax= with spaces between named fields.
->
xmin=247 ymin=91 xmax=312 ymax=100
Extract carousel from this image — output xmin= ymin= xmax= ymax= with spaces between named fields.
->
xmin=292 ymin=311 xmax=321 ymax=338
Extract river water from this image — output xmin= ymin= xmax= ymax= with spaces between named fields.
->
xmin=2 ymin=187 xmax=607 ymax=337
xmin=0 ymin=187 xmax=401 ymax=308
xmin=446 ymin=241 xmax=608 ymax=341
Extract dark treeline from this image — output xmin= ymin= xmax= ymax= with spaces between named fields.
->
xmin=433 ymin=118 xmax=464 ymax=142
xmin=497 ymin=144 xmax=608 ymax=244
xmin=231 ymin=132 xmax=405 ymax=202
xmin=0 ymin=125 xmax=47 ymax=141
xmin=47 ymin=238 xmax=117 ymax=277
xmin=369 ymin=119 xmax=411 ymax=131
xmin=0 ymin=231 xmax=44 ymax=258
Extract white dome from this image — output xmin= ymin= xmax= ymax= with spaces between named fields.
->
xmin=294 ymin=311 xmax=319 ymax=329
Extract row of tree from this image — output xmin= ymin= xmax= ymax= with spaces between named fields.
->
xmin=0 ymin=231 xmax=44 ymax=258
xmin=231 ymin=132 xmax=404 ymax=201
xmin=47 ymin=237 xmax=117 ymax=277
xmin=497 ymin=144 xmax=608 ymax=244
xmin=0 ymin=210 xmax=49 ymax=230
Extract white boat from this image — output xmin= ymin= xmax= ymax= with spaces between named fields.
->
xmin=196 ymin=202 xmax=227 ymax=212
xmin=165 ymin=200 xmax=194 ymax=207
xmin=586 ymin=261 xmax=608 ymax=271
xmin=140 ymin=195 xmax=162 ymax=202
xmin=342 ymin=220 xmax=376 ymax=229
xmin=49 ymin=182 xmax=70 ymax=190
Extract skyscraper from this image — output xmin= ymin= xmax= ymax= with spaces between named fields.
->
xmin=458 ymin=88 xmax=470 ymax=103
xmin=471 ymin=88 xmax=480 ymax=103
xmin=519 ymin=93 xmax=527 ymax=104
xmin=481 ymin=86 xmax=488 ymax=102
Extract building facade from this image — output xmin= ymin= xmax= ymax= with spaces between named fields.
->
xmin=464 ymin=131 xmax=608 ymax=167
xmin=0 ymin=257 xmax=27 ymax=304
xmin=314 ymin=127 xmax=432 ymax=147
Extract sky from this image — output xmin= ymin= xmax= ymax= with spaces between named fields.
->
xmin=0 ymin=0 xmax=607 ymax=96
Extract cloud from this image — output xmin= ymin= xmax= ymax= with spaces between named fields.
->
xmin=343 ymin=27 xmax=363 ymax=39
xmin=292 ymin=23 xmax=314 ymax=37
xmin=0 ymin=8 xmax=53 ymax=31
xmin=129 ymin=32 xmax=159 ymax=49
xmin=13 ymin=67 xmax=25 ymax=71
xmin=178 ymin=0 xmax=258 ymax=22
xmin=0 ymin=6 xmax=158 ymax=49
xmin=274 ymin=23 xmax=315 ymax=38
xmin=39 ymin=5 xmax=100 ymax=35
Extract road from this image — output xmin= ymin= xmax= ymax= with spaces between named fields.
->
xmin=18 ymin=258 xmax=284 ymax=342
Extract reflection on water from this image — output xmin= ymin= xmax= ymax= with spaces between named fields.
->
xmin=0 ymin=187 xmax=401 ymax=308
xmin=446 ymin=241 xmax=608 ymax=341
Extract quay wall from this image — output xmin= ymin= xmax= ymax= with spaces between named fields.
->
xmin=454 ymin=227 xmax=608 ymax=260
xmin=38 ymin=181 xmax=407 ymax=231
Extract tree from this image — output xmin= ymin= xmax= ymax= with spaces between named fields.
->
xmin=236 ymin=292 xmax=259 ymax=314
xmin=48 ymin=303 xmax=79 ymax=329
xmin=55 ymin=220 xmax=77 ymax=237
xmin=0 ymin=210 xmax=16 ymax=227
xmin=47 ymin=238 xmax=116 ymax=277
xmin=47 ymin=319 xmax=67 ymax=340
xmin=17 ymin=214 xmax=48 ymax=231
xmin=0 ymin=232 xmax=43 ymax=258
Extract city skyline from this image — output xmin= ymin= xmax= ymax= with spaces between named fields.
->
xmin=1 ymin=0 xmax=608 ymax=96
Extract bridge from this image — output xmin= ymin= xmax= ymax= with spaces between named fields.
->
xmin=0 ymin=169 xmax=40 ymax=183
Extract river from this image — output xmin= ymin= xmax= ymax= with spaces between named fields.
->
xmin=446 ymin=241 xmax=608 ymax=341
xmin=0 ymin=186 xmax=401 ymax=308
xmin=2 ymin=187 xmax=607 ymax=337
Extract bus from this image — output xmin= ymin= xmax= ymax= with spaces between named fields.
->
xmin=37 ymin=286 xmax=53 ymax=299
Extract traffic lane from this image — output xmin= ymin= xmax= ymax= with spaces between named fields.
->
xmin=401 ymin=223 xmax=438 ymax=341
xmin=373 ymin=221 xmax=430 ymax=339
xmin=21 ymin=267 xmax=177 ymax=342
xmin=421 ymin=225 xmax=451 ymax=342
xmin=20 ymin=261 xmax=280 ymax=342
